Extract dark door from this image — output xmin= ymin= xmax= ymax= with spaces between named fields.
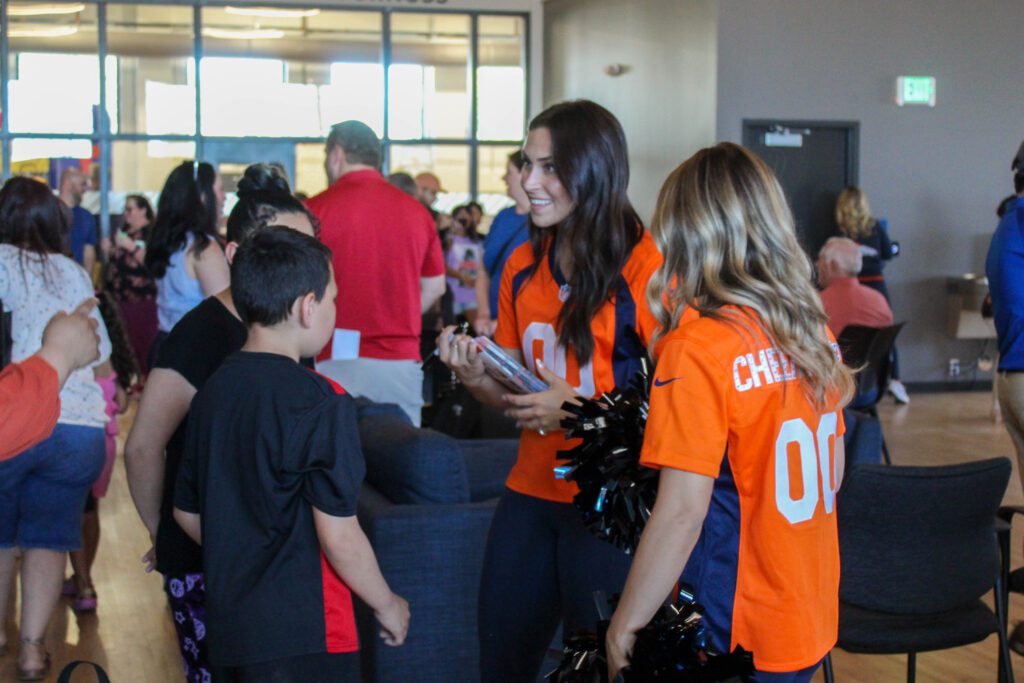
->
xmin=743 ymin=120 xmax=859 ymax=257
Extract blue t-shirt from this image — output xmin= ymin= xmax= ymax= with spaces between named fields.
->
xmin=482 ymin=206 xmax=529 ymax=314
xmin=986 ymin=197 xmax=1024 ymax=370
xmin=68 ymin=205 xmax=97 ymax=266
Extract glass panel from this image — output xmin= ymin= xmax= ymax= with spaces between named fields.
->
xmin=110 ymin=140 xmax=195 ymax=220
xmin=295 ymin=142 xmax=328 ymax=199
xmin=200 ymin=8 xmax=382 ymax=138
xmin=389 ymin=14 xmax=470 ymax=140
xmin=8 ymin=3 xmax=109 ymax=134
xmin=107 ymin=4 xmax=195 ymax=136
xmin=477 ymin=145 xmax=520 ymax=220
xmin=10 ymin=139 xmax=98 ymax=212
xmin=388 ymin=144 xmax=469 ymax=214
xmin=477 ymin=16 xmax=526 ymax=141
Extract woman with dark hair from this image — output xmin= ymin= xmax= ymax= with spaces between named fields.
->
xmin=145 ymin=161 xmax=229 ymax=365
xmin=107 ymin=193 xmax=158 ymax=377
xmin=438 ymin=100 xmax=671 ymax=681
xmin=445 ymin=204 xmax=484 ymax=325
xmin=0 ymin=177 xmax=112 ymax=680
xmin=126 ymin=163 xmax=317 ymax=683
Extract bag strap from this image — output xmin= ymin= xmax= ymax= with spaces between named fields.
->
xmin=57 ymin=661 xmax=112 ymax=683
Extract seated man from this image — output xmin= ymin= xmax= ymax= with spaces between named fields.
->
xmin=818 ymin=237 xmax=894 ymax=335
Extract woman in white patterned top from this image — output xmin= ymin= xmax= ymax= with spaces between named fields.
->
xmin=0 ymin=177 xmax=111 ymax=680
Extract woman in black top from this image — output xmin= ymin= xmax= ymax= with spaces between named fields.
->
xmin=107 ymin=194 xmax=158 ymax=377
xmin=835 ymin=186 xmax=894 ymax=299
xmin=834 ymin=186 xmax=907 ymax=401
xmin=124 ymin=165 xmax=319 ymax=683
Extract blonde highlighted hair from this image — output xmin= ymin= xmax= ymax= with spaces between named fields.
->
xmin=835 ymin=186 xmax=875 ymax=240
xmin=648 ymin=142 xmax=854 ymax=411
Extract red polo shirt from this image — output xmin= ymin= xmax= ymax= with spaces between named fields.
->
xmin=307 ymin=169 xmax=444 ymax=361
xmin=820 ymin=277 xmax=894 ymax=336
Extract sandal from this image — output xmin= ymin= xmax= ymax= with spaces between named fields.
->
xmin=61 ymin=577 xmax=77 ymax=597
xmin=73 ymin=586 xmax=98 ymax=613
xmin=15 ymin=637 xmax=50 ymax=682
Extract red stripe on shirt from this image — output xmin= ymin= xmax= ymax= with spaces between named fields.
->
xmin=320 ymin=551 xmax=359 ymax=653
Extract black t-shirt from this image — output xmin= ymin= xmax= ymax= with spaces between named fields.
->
xmin=154 ymin=296 xmax=246 ymax=577
xmin=174 ymin=352 xmax=364 ymax=666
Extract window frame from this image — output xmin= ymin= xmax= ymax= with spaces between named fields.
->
xmin=0 ymin=0 xmax=531 ymax=237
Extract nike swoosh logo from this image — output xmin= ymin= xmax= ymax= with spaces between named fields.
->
xmin=653 ymin=376 xmax=683 ymax=387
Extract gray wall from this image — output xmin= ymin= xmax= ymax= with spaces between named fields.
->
xmin=544 ymin=0 xmax=717 ymax=221
xmin=718 ymin=0 xmax=1024 ymax=384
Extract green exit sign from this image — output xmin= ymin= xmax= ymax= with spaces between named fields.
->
xmin=896 ymin=76 xmax=936 ymax=107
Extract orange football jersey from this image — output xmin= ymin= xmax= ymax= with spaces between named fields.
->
xmin=494 ymin=232 xmax=673 ymax=502
xmin=640 ymin=308 xmax=845 ymax=672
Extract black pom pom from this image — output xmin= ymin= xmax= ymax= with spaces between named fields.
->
xmin=547 ymin=590 xmax=756 ymax=683
xmin=555 ymin=360 xmax=656 ymax=553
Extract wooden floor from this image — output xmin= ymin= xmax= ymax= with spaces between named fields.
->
xmin=3 ymin=391 xmax=1024 ymax=682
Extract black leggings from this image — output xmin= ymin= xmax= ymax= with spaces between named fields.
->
xmin=478 ymin=488 xmax=633 ymax=683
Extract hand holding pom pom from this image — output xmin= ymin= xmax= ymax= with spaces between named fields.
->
xmin=555 ymin=359 xmax=657 ymax=553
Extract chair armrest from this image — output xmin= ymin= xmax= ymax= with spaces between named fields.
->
xmin=354 ymin=485 xmax=500 ymax=683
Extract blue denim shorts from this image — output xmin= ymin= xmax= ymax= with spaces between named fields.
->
xmin=0 ymin=423 xmax=105 ymax=550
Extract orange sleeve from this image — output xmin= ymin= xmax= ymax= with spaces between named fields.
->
xmin=640 ymin=339 xmax=728 ymax=478
xmin=493 ymin=249 xmax=526 ymax=349
xmin=0 ymin=355 xmax=60 ymax=461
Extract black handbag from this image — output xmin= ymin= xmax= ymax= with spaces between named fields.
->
xmin=57 ymin=661 xmax=111 ymax=683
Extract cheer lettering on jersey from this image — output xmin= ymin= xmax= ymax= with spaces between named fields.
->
xmin=640 ymin=308 xmax=844 ymax=672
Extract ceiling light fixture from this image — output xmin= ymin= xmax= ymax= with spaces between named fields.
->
xmin=223 ymin=6 xmax=319 ymax=19
xmin=8 ymin=3 xmax=85 ymax=16
xmin=202 ymin=27 xmax=285 ymax=40
xmin=9 ymin=24 xmax=79 ymax=37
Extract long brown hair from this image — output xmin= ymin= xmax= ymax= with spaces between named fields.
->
xmin=526 ymin=100 xmax=642 ymax=365
xmin=648 ymin=143 xmax=854 ymax=410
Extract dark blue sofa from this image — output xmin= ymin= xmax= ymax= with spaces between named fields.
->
xmin=353 ymin=405 xmax=518 ymax=683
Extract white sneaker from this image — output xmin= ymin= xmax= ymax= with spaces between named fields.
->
xmin=888 ymin=380 xmax=910 ymax=405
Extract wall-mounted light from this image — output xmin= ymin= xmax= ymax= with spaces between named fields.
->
xmin=9 ymin=24 xmax=79 ymax=37
xmin=8 ymin=2 xmax=84 ymax=16
xmin=202 ymin=27 xmax=285 ymax=40
xmin=224 ymin=6 xmax=319 ymax=19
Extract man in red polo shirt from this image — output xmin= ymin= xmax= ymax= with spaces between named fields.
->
xmin=308 ymin=121 xmax=445 ymax=426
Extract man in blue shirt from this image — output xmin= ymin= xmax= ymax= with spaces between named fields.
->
xmin=59 ymin=167 xmax=97 ymax=276
xmin=987 ymin=140 xmax=1024 ymax=482
xmin=474 ymin=151 xmax=530 ymax=336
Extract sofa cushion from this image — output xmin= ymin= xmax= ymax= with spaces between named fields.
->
xmin=458 ymin=439 xmax=519 ymax=502
xmin=358 ymin=413 xmax=470 ymax=505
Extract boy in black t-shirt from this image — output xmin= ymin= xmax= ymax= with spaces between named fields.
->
xmin=174 ymin=228 xmax=409 ymax=681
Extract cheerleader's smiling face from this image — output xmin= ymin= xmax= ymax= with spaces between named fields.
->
xmin=521 ymin=126 xmax=575 ymax=228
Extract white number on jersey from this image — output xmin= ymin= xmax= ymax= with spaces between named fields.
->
xmin=774 ymin=412 xmax=839 ymax=524
xmin=521 ymin=322 xmax=596 ymax=397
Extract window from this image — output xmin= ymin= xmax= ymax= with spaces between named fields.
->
xmin=389 ymin=13 xmax=470 ymax=140
xmin=107 ymin=4 xmax=195 ymax=136
xmin=0 ymin=2 xmax=531 ymax=232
